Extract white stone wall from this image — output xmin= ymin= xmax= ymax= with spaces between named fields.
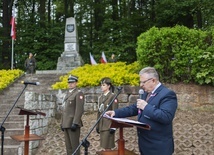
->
xmin=24 ymin=92 xmax=57 ymax=155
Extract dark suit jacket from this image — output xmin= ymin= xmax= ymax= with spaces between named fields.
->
xmin=114 ymin=84 xmax=177 ymax=155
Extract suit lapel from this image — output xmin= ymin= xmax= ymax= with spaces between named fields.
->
xmin=147 ymin=84 xmax=163 ymax=102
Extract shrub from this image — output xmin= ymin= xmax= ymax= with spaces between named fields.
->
xmin=0 ymin=69 xmax=24 ymax=90
xmin=136 ymin=25 xmax=214 ymax=85
xmin=52 ymin=62 xmax=141 ymax=89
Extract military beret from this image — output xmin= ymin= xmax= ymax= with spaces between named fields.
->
xmin=68 ymin=75 xmax=78 ymax=83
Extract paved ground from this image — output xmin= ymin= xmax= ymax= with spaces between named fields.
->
xmin=35 ymin=112 xmax=139 ymax=155
xmin=35 ymin=109 xmax=214 ymax=155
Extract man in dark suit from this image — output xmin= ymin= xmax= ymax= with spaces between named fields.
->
xmin=61 ymin=75 xmax=84 ymax=155
xmin=106 ymin=67 xmax=178 ymax=155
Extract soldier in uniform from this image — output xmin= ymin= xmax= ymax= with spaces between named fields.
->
xmin=61 ymin=75 xmax=84 ymax=155
xmin=24 ymin=53 xmax=36 ymax=74
xmin=96 ymin=77 xmax=118 ymax=151
xmin=109 ymin=54 xmax=117 ymax=63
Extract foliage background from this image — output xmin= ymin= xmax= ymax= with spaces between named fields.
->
xmin=1 ymin=0 xmax=214 ymax=70
xmin=0 ymin=0 xmax=213 ymax=86
xmin=137 ymin=26 xmax=214 ymax=85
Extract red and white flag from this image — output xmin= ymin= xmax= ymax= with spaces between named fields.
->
xmin=10 ymin=6 xmax=16 ymax=40
xmin=100 ymin=51 xmax=107 ymax=63
xmin=90 ymin=53 xmax=97 ymax=65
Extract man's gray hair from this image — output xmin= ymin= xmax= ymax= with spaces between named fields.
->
xmin=139 ymin=67 xmax=159 ymax=80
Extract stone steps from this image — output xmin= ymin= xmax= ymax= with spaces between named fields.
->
xmin=3 ymin=137 xmax=21 ymax=145
xmin=0 ymin=115 xmax=24 ymax=122
xmin=0 ymin=108 xmax=22 ymax=115
xmin=0 ymin=99 xmax=24 ymax=104
xmin=0 ymin=145 xmax=21 ymax=155
xmin=0 ymin=71 xmax=65 ymax=155
xmin=4 ymin=128 xmax=24 ymax=137
xmin=0 ymin=103 xmax=24 ymax=109
xmin=3 ymin=121 xmax=24 ymax=129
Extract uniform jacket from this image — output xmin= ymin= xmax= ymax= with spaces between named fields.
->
xmin=114 ymin=84 xmax=177 ymax=155
xmin=97 ymin=92 xmax=118 ymax=132
xmin=61 ymin=88 xmax=84 ymax=128
xmin=24 ymin=57 xmax=36 ymax=68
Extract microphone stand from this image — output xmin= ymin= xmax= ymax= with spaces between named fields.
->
xmin=0 ymin=84 xmax=28 ymax=155
xmin=72 ymin=87 xmax=123 ymax=155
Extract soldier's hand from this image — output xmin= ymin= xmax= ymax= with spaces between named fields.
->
xmin=71 ymin=124 xmax=78 ymax=131
xmin=96 ymin=127 xmax=100 ymax=134
xmin=60 ymin=125 xmax=64 ymax=132
xmin=109 ymin=128 xmax=116 ymax=134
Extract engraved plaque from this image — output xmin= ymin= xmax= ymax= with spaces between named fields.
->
xmin=64 ymin=43 xmax=76 ymax=51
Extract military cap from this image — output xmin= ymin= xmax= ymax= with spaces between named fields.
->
xmin=100 ymin=77 xmax=111 ymax=85
xmin=68 ymin=75 xmax=78 ymax=83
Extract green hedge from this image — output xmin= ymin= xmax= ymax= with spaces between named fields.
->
xmin=0 ymin=69 xmax=24 ymax=91
xmin=52 ymin=62 xmax=141 ymax=89
xmin=137 ymin=25 xmax=214 ymax=85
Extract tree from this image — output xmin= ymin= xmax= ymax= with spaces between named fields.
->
xmin=0 ymin=0 xmax=214 ymax=70
xmin=1 ymin=0 xmax=13 ymax=69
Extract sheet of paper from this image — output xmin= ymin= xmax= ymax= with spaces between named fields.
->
xmin=103 ymin=113 xmax=147 ymax=125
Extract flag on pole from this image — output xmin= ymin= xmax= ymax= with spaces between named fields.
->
xmin=90 ymin=53 xmax=97 ymax=65
xmin=10 ymin=5 xmax=16 ymax=40
xmin=100 ymin=51 xmax=107 ymax=63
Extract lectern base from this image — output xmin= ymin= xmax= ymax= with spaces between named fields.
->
xmin=96 ymin=149 xmax=137 ymax=155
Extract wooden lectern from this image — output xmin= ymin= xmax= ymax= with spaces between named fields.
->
xmin=10 ymin=107 xmax=46 ymax=155
xmin=97 ymin=116 xmax=150 ymax=155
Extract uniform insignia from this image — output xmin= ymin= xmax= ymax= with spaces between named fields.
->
xmin=80 ymin=95 xmax=83 ymax=99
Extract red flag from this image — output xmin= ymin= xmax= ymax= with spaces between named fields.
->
xmin=100 ymin=52 xmax=107 ymax=63
xmin=90 ymin=53 xmax=97 ymax=65
xmin=10 ymin=7 xmax=16 ymax=40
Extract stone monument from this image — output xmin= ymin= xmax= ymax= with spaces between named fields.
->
xmin=56 ymin=17 xmax=83 ymax=71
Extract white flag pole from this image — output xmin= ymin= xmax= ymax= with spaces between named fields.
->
xmin=11 ymin=0 xmax=17 ymax=70
xmin=11 ymin=39 xmax=14 ymax=69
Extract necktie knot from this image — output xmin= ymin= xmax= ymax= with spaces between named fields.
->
xmin=146 ymin=93 xmax=152 ymax=101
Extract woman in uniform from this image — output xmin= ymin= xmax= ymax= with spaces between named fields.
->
xmin=96 ymin=77 xmax=118 ymax=151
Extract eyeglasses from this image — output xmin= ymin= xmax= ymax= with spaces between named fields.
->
xmin=140 ymin=78 xmax=153 ymax=84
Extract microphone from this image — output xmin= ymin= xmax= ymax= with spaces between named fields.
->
xmin=138 ymin=89 xmax=144 ymax=114
xmin=21 ymin=81 xmax=40 ymax=85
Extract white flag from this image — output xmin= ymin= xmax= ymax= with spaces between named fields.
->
xmin=90 ymin=53 xmax=97 ymax=65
